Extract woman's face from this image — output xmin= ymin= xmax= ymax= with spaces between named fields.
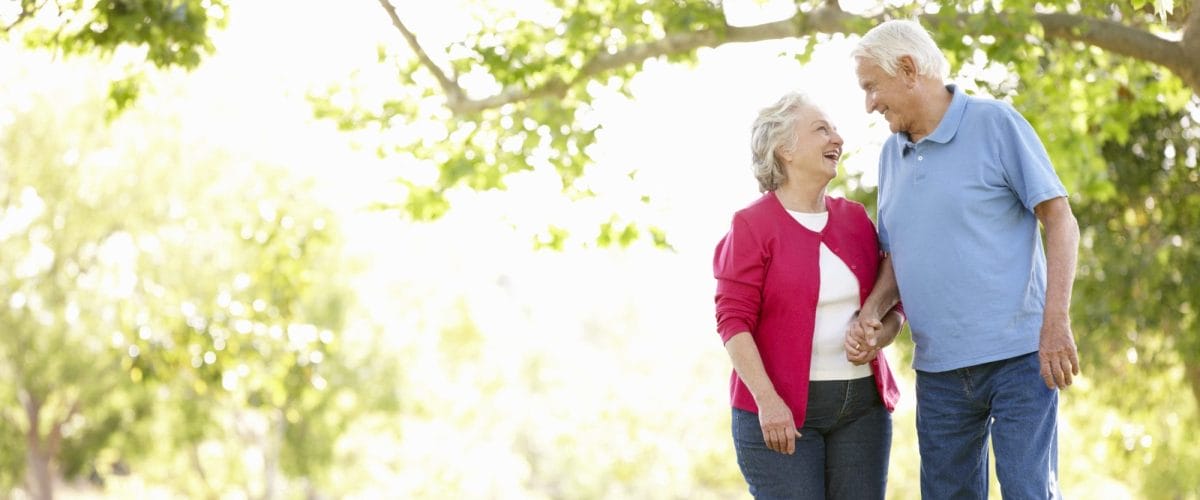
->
xmin=778 ymin=104 xmax=844 ymax=184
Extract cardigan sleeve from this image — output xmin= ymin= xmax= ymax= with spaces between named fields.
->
xmin=713 ymin=213 xmax=767 ymax=343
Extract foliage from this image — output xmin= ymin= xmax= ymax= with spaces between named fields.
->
xmin=302 ymin=0 xmax=1198 ymax=247
xmin=1068 ymin=104 xmax=1200 ymax=498
xmin=2 ymin=0 xmax=230 ymax=113
xmin=0 ymin=74 xmax=364 ymax=497
xmin=5 ymin=1 xmax=1200 ymax=497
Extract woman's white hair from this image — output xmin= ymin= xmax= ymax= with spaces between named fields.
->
xmin=750 ymin=92 xmax=812 ymax=192
xmin=851 ymin=19 xmax=949 ymax=79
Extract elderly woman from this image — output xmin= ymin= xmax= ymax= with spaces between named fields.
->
xmin=713 ymin=92 xmax=905 ymax=499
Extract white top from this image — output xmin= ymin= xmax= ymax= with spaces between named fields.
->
xmin=788 ymin=210 xmax=873 ymax=381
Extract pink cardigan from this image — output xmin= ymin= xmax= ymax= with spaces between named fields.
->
xmin=713 ymin=192 xmax=900 ymax=425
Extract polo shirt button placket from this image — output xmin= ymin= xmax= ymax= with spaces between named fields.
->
xmin=914 ymin=146 xmax=927 ymax=182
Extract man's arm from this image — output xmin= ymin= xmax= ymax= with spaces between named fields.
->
xmin=849 ymin=253 xmax=901 ymax=347
xmin=1034 ymin=196 xmax=1081 ymax=389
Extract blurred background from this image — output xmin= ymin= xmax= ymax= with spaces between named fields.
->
xmin=1 ymin=0 xmax=1198 ymax=498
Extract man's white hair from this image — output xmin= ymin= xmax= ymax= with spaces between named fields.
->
xmin=852 ymin=19 xmax=949 ymax=79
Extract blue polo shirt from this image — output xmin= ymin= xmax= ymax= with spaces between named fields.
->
xmin=877 ymin=85 xmax=1067 ymax=372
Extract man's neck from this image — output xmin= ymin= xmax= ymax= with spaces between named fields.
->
xmin=907 ymin=82 xmax=954 ymax=143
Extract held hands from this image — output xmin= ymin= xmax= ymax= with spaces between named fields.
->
xmin=756 ymin=393 xmax=799 ymax=455
xmin=1038 ymin=318 xmax=1080 ymax=389
xmin=845 ymin=313 xmax=886 ymax=365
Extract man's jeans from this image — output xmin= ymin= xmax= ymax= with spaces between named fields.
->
xmin=916 ymin=351 xmax=1060 ymax=499
xmin=732 ymin=376 xmax=891 ymax=499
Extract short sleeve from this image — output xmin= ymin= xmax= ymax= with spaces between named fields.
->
xmin=876 ymin=157 xmax=892 ymax=253
xmin=995 ymin=105 xmax=1068 ymax=211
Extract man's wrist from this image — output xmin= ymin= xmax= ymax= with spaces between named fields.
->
xmin=858 ymin=303 xmax=881 ymax=320
xmin=1042 ymin=309 xmax=1071 ymax=325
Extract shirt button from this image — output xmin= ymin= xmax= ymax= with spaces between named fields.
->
xmin=917 ymin=155 xmax=924 ymax=161
xmin=851 ymin=265 xmax=858 ymax=270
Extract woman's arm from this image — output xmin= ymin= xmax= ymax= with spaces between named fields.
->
xmin=724 ymin=332 xmax=798 ymax=455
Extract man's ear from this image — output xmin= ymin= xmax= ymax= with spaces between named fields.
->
xmin=898 ymin=55 xmax=919 ymax=85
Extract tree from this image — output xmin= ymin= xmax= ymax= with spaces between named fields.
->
xmin=1068 ymin=105 xmax=1200 ymax=497
xmin=0 ymin=86 xmax=170 ymax=498
xmin=308 ymin=0 xmax=1198 ymax=234
xmin=0 ymin=71 xmax=362 ymax=498
xmin=10 ymin=2 xmax=1197 ymax=239
xmin=305 ymin=6 xmax=1200 ymax=490
xmin=1 ymin=0 xmax=229 ymax=113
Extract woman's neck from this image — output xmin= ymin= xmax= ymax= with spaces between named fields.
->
xmin=775 ymin=181 xmax=826 ymax=213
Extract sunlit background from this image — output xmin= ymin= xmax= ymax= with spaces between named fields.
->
xmin=2 ymin=0 xmax=1198 ymax=498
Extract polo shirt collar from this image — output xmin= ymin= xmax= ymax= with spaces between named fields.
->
xmin=892 ymin=84 xmax=967 ymax=151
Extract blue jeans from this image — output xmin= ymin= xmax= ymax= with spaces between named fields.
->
xmin=916 ymin=352 xmax=1060 ymax=499
xmin=732 ymin=376 xmax=891 ymax=499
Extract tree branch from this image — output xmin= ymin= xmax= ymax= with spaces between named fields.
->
xmin=386 ymin=3 xmax=1197 ymax=118
xmin=376 ymin=0 xmax=463 ymax=103
xmin=1181 ymin=0 xmax=1200 ymax=86
xmin=1028 ymin=12 xmax=1193 ymax=87
xmin=0 ymin=0 xmax=44 ymax=32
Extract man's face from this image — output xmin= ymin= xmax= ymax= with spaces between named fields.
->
xmin=855 ymin=57 xmax=912 ymax=135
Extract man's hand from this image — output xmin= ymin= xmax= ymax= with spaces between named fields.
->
xmin=845 ymin=314 xmax=883 ymax=365
xmin=1038 ymin=318 xmax=1079 ymax=389
xmin=756 ymin=394 xmax=799 ymax=454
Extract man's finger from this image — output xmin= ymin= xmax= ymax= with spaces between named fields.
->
xmin=1040 ymin=357 xmax=1055 ymax=389
xmin=784 ymin=427 xmax=797 ymax=455
xmin=1057 ymin=356 xmax=1074 ymax=387
xmin=1049 ymin=355 xmax=1067 ymax=388
xmin=866 ymin=326 xmax=880 ymax=347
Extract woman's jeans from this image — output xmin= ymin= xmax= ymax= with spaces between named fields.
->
xmin=732 ymin=376 xmax=891 ymax=499
xmin=915 ymin=351 xmax=1060 ymax=499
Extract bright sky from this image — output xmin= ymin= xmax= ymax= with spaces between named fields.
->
xmin=175 ymin=0 xmax=908 ymax=405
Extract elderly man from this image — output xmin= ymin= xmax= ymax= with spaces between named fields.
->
xmin=844 ymin=19 xmax=1081 ymax=499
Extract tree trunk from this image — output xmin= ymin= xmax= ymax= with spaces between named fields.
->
xmin=263 ymin=408 xmax=284 ymax=500
xmin=21 ymin=389 xmax=53 ymax=500
xmin=1186 ymin=356 xmax=1200 ymax=417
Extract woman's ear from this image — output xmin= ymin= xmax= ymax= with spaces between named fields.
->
xmin=776 ymin=147 xmax=792 ymax=166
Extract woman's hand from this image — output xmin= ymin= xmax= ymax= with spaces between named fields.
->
xmin=845 ymin=310 xmax=903 ymax=365
xmin=756 ymin=393 xmax=799 ymax=455
xmin=845 ymin=314 xmax=882 ymax=365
